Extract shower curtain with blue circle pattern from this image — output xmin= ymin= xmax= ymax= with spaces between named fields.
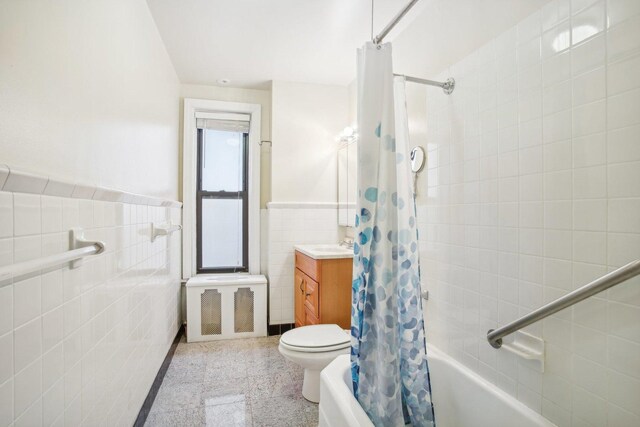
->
xmin=350 ymin=42 xmax=435 ymax=427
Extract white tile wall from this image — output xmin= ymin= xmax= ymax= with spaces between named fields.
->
xmin=420 ymin=0 xmax=640 ymax=425
xmin=266 ymin=205 xmax=341 ymax=324
xmin=0 ymin=191 xmax=181 ymax=427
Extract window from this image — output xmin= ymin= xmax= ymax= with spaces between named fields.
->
xmin=196 ymin=117 xmax=249 ymax=273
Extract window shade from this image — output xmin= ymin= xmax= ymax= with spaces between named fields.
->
xmin=196 ymin=118 xmax=250 ymax=133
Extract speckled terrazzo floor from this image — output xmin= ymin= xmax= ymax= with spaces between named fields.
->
xmin=145 ymin=335 xmax=318 ymax=427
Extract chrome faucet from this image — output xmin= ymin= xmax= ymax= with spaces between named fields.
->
xmin=339 ymin=238 xmax=354 ymax=249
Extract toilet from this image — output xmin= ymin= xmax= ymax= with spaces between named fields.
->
xmin=278 ymin=324 xmax=351 ymax=403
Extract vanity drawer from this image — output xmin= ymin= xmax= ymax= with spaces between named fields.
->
xmin=304 ymin=275 xmax=320 ymax=317
xmin=295 ymin=251 xmax=320 ymax=282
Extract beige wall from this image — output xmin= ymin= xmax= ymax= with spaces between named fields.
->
xmin=271 ymin=81 xmax=349 ymax=203
xmin=179 ymin=84 xmax=272 ymax=207
xmin=0 ymin=0 xmax=180 ymax=200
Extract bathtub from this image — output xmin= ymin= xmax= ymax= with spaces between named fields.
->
xmin=319 ymin=347 xmax=555 ymax=427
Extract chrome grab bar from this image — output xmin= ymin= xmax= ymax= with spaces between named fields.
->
xmin=487 ymin=259 xmax=640 ymax=349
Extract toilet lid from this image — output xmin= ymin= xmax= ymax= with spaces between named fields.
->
xmin=280 ymin=324 xmax=350 ymax=349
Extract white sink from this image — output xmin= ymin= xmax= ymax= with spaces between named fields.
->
xmin=294 ymin=244 xmax=354 ymax=260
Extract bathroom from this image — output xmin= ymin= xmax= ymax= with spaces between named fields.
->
xmin=1 ymin=0 xmax=639 ymax=425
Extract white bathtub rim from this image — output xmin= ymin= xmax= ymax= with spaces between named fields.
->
xmin=426 ymin=344 xmax=555 ymax=427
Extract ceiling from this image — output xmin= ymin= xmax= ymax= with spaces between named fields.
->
xmin=147 ymin=0 xmax=552 ymax=89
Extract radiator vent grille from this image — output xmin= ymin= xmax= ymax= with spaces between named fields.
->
xmin=201 ymin=289 xmax=222 ymax=335
xmin=234 ymin=287 xmax=255 ymax=333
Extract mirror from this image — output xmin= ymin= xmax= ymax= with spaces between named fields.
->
xmin=410 ymin=146 xmax=426 ymax=173
xmin=338 ymin=141 xmax=357 ymax=227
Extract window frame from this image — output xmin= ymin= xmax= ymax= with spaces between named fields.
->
xmin=195 ymin=128 xmax=249 ymax=273
xmin=182 ymin=99 xmax=262 ymax=279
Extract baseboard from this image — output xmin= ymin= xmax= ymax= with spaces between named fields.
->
xmin=268 ymin=323 xmax=295 ymax=336
xmin=133 ymin=325 xmax=184 ymax=426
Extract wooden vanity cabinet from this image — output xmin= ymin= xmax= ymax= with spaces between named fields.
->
xmin=294 ymin=251 xmax=352 ymax=329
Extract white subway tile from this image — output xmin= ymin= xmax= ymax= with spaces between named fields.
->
xmin=607 ymin=369 xmax=640 ymax=417
xmin=0 ymin=193 xmax=12 ymax=238
xmin=42 ymin=379 xmax=64 ymax=425
xmin=543 ymin=110 xmax=572 ymax=143
xmin=42 ymin=307 xmax=63 ymax=354
xmin=607 ymin=14 xmax=640 ymax=62
xmin=41 ymin=196 xmax=63 ymax=234
xmin=573 ymin=231 xmax=606 ymax=264
xmin=545 ymin=170 xmax=573 ymax=200
xmin=0 ymin=378 xmax=11 ymax=426
xmin=573 ymin=199 xmax=607 ymax=231
xmin=572 ymin=132 xmax=605 ymax=167
xmin=571 ymin=1 xmax=605 ymax=46
xmin=0 ymin=286 xmax=12 ymax=336
xmin=543 ymin=80 xmax=572 ymax=115
xmin=542 ymin=50 xmax=571 ymax=87
xmin=13 ymin=277 xmax=41 ymax=328
xmin=14 ymin=396 xmax=41 ymax=427
xmin=518 ymin=10 xmax=542 ymax=44
xmin=573 ymin=166 xmax=606 ymax=199
xmin=0 ymin=332 xmax=13 ymax=385
xmin=13 ymin=235 xmax=41 ymax=263
xmin=541 ymin=21 xmax=571 ymax=58
xmin=607 ymin=53 xmax=640 ymax=96
xmin=608 ymin=335 xmax=640 ymax=378
xmin=608 ymin=88 xmax=640 ymax=130
xmin=42 ymin=344 xmax=63 ymax=392
xmin=572 ymin=34 xmax=605 ymax=76
xmin=608 ymin=162 xmax=640 ymax=197
xmin=544 ymin=140 xmax=572 ymax=172
xmin=573 ymin=296 xmax=607 ymax=332
xmin=572 ymin=67 xmax=605 ymax=106
xmin=0 ymin=238 xmax=12 ymax=268
xmin=608 ymin=198 xmax=640 ymax=233
xmin=41 ymin=270 xmax=63 ymax=313
xmin=13 ymin=194 xmax=41 ymax=237
xmin=608 ymin=301 xmax=640 ymax=343
xmin=544 ymin=230 xmax=573 ymax=260
xmin=607 ymin=402 xmax=640 ymax=426
xmin=608 ymin=124 xmax=640 ymax=164
xmin=13 ymin=358 xmax=41 ymax=418
xmin=572 ymin=354 xmax=607 ymax=397
xmin=545 ymin=201 xmax=573 ymax=230
xmin=14 ymin=318 xmax=41 ymax=374
xmin=571 ymin=0 xmax=599 ymax=14
xmin=607 ymin=233 xmax=640 ymax=267
xmin=607 ymin=0 xmax=640 ymax=27
xmin=572 ymin=100 xmax=605 ymax=137
xmin=573 ymin=324 xmax=607 ymax=364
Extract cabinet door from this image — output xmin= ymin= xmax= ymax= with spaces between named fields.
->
xmin=294 ymin=269 xmax=306 ymax=327
xmin=304 ymin=275 xmax=320 ymax=319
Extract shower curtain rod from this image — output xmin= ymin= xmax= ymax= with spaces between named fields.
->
xmin=372 ymin=0 xmax=420 ymax=45
xmin=372 ymin=0 xmax=455 ymax=95
xmin=395 ymin=74 xmax=456 ymax=95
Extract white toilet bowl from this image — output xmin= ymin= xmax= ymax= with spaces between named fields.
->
xmin=278 ymin=324 xmax=350 ymax=403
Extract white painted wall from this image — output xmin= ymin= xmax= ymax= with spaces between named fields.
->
xmin=0 ymin=0 xmax=180 ymax=200
xmin=271 ymin=81 xmax=349 ymax=203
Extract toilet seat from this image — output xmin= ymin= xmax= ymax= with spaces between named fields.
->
xmin=280 ymin=324 xmax=350 ymax=353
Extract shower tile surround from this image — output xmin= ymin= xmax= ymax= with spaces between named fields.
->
xmin=420 ymin=0 xmax=640 ymax=425
xmin=0 ymin=169 xmax=182 ymax=426
xmin=266 ymin=204 xmax=341 ymax=325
